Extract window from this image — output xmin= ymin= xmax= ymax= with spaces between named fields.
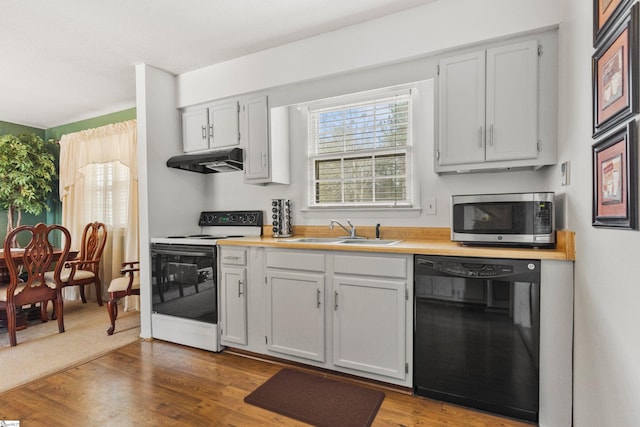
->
xmin=307 ymin=88 xmax=412 ymax=208
xmin=81 ymin=161 xmax=131 ymax=229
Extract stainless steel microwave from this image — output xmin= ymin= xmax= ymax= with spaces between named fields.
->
xmin=451 ymin=192 xmax=555 ymax=247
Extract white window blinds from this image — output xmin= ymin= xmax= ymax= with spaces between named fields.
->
xmin=308 ymin=90 xmax=412 ymax=207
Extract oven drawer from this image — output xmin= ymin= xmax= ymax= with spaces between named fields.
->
xmin=220 ymin=247 xmax=247 ymax=266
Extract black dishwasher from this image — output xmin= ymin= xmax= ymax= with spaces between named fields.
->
xmin=414 ymin=255 xmax=540 ymax=422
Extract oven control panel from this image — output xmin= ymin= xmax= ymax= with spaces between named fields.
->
xmin=198 ymin=210 xmax=263 ymax=227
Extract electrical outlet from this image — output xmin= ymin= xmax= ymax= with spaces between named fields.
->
xmin=561 ymin=161 xmax=570 ymax=186
xmin=425 ymin=198 xmax=437 ymax=215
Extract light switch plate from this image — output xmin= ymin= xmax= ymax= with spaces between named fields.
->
xmin=425 ymin=197 xmax=437 ymax=215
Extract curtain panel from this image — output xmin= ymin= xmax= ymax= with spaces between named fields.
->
xmin=59 ymin=120 xmax=139 ymax=303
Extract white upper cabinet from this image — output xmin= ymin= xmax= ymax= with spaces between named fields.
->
xmin=242 ymin=96 xmax=270 ymax=181
xmin=181 ymin=108 xmax=210 ymax=153
xmin=181 ymin=99 xmax=240 ymax=153
xmin=485 ymin=41 xmax=539 ymax=162
xmin=241 ymin=97 xmax=290 ymax=185
xmin=209 ymin=100 xmax=240 ymax=150
xmin=438 ymin=50 xmax=487 ymax=166
xmin=436 ymin=36 xmax=556 ymax=173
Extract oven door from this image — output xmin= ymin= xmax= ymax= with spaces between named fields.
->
xmin=150 ymin=243 xmax=217 ymax=324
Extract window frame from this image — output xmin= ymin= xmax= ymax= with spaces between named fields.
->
xmin=305 ymin=86 xmax=415 ymax=209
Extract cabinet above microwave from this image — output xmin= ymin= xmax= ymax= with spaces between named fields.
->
xmin=435 ymin=30 xmax=558 ymax=174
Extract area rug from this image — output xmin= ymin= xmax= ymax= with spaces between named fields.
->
xmin=244 ymin=368 xmax=385 ymax=427
xmin=0 ymin=299 xmax=140 ymax=393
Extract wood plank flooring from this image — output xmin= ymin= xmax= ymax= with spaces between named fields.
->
xmin=0 ymin=340 xmax=534 ymax=426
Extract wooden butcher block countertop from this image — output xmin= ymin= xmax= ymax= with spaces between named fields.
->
xmin=217 ymin=226 xmax=576 ymax=261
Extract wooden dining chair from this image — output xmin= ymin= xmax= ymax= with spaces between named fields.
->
xmin=0 ymin=223 xmax=71 ymax=346
xmin=58 ymin=221 xmax=108 ymax=306
xmin=106 ymin=261 xmax=140 ymax=335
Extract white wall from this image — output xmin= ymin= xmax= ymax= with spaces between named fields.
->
xmin=136 ymin=64 xmax=208 ymax=338
xmin=553 ymin=1 xmax=640 ymax=426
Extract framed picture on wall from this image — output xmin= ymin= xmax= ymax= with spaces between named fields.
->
xmin=594 ymin=0 xmax=633 ymax=46
xmin=592 ymin=3 xmax=639 ymax=137
xmin=592 ymin=120 xmax=637 ymax=229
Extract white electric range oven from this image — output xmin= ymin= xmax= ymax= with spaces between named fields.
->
xmin=149 ymin=210 xmax=263 ymax=351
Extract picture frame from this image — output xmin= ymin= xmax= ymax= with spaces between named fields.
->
xmin=594 ymin=0 xmax=633 ymax=46
xmin=592 ymin=120 xmax=637 ymax=229
xmin=592 ymin=3 xmax=639 ymax=137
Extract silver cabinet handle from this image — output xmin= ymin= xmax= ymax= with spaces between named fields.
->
xmin=201 ymin=125 xmax=207 ymax=140
xmin=478 ymin=126 xmax=483 ymax=148
xmin=316 ymin=289 xmax=321 ymax=308
xmin=209 ymin=124 xmax=214 ymax=139
xmin=334 ymin=291 xmax=339 ymax=310
xmin=224 ymin=256 xmax=240 ymax=261
xmin=489 ymin=124 xmax=494 ymax=147
xmin=238 ymin=280 xmax=243 ymax=297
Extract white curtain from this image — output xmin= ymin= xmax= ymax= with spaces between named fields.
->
xmin=58 ymin=120 xmax=139 ymax=306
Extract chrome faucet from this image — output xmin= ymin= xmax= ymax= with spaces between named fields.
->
xmin=329 ymin=219 xmax=357 ymax=239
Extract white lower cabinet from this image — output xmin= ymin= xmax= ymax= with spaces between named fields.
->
xmin=332 ymin=253 xmax=410 ymax=382
xmin=332 ymin=275 xmax=406 ymax=380
xmin=266 ymin=270 xmax=325 ymax=362
xmin=221 ymin=247 xmax=412 ymax=387
xmin=265 ymin=249 xmax=411 ymax=386
xmin=219 ymin=247 xmax=248 ymax=346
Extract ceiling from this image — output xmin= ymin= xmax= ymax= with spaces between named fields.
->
xmin=1 ymin=0 xmax=436 ymax=130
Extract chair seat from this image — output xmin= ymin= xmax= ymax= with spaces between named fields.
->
xmin=0 ymin=280 xmax=56 ymax=302
xmin=44 ymin=268 xmax=95 ymax=283
xmin=107 ymin=276 xmax=140 ymax=293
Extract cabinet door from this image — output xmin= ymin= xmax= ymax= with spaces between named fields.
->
xmin=209 ymin=100 xmax=240 ymax=149
xmin=332 ymin=276 xmax=406 ymax=380
xmin=220 ymin=266 xmax=247 ymax=346
xmin=266 ymin=270 xmax=325 ymax=362
xmin=438 ymin=50 xmax=486 ymax=166
xmin=486 ymin=40 xmax=539 ymax=161
xmin=243 ymin=96 xmax=270 ymax=181
xmin=182 ymin=108 xmax=209 ymax=153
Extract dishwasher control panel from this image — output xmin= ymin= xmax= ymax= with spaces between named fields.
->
xmin=434 ymin=261 xmax=514 ymax=277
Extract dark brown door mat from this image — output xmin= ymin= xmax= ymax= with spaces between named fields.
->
xmin=244 ymin=368 xmax=385 ymax=427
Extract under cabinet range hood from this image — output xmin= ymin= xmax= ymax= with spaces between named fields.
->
xmin=166 ymin=148 xmax=243 ymax=174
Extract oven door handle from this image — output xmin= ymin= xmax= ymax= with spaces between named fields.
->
xmin=151 ymin=248 xmax=212 ymax=257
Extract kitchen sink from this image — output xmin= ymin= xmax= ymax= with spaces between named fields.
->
xmin=280 ymin=237 xmax=402 ymax=246
xmin=338 ymin=239 xmax=402 ymax=246
xmin=281 ymin=237 xmax=344 ymax=243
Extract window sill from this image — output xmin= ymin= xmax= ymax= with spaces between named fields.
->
xmin=300 ymin=206 xmax=422 ymax=214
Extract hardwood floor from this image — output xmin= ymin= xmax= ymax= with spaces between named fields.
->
xmin=0 ymin=340 xmax=534 ymax=426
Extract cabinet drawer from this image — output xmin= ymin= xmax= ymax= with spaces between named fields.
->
xmin=334 ymin=255 xmax=407 ymax=279
xmin=266 ymin=250 xmax=325 ymax=272
xmin=220 ymin=247 xmax=246 ymax=266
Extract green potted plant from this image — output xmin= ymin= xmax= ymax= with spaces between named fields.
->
xmin=0 ymin=133 xmax=57 ymax=245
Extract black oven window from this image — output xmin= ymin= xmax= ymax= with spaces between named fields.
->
xmin=151 ymin=245 xmax=217 ymax=324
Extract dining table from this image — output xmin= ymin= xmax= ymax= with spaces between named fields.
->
xmin=0 ymin=248 xmax=78 ymax=329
